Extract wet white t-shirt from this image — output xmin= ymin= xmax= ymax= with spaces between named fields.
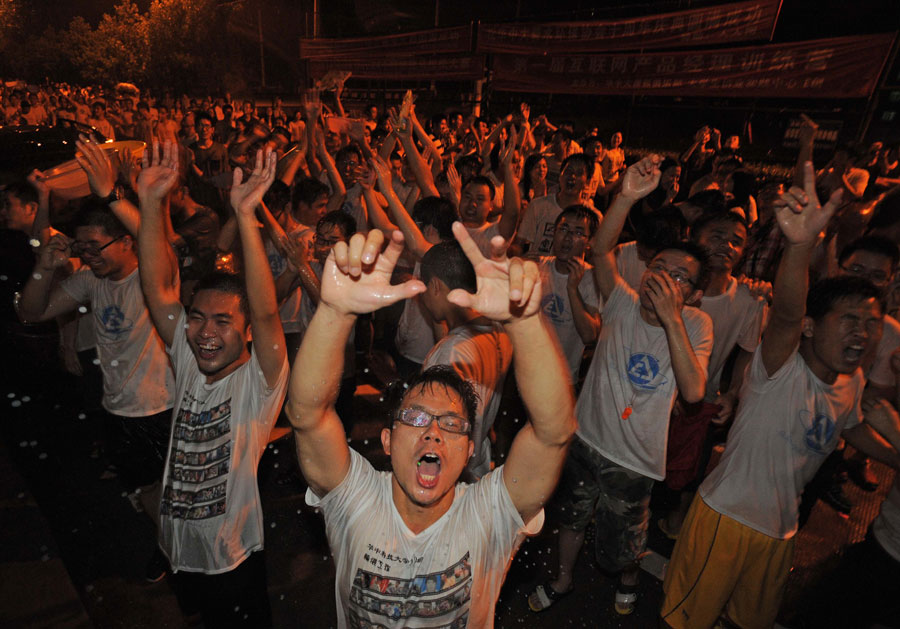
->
xmin=699 ymin=277 xmax=767 ymax=397
xmin=614 ymin=241 xmax=646 ymax=291
xmin=307 ymin=450 xmax=542 ymax=628
xmin=700 ymin=348 xmax=863 ymax=539
xmin=62 ymin=268 xmax=175 ymax=416
xmin=536 ymin=256 xmax=602 ymax=378
xmin=866 ymin=314 xmax=900 ymax=389
xmin=266 ymin=225 xmax=314 ymax=335
xmin=576 ymin=279 xmax=713 ymax=480
xmin=395 ymin=262 xmax=435 ymax=365
xmin=519 ymin=194 xmax=562 ymax=255
xmin=159 ymin=309 xmax=289 ymax=573
xmin=424 ymin=323 xmax=512 ymax=479
xmin=465 ymin=220 xmax=503 ymax=257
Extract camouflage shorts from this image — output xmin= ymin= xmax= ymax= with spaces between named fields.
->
xmin=552 ymin=437 xmax=655 ymax=573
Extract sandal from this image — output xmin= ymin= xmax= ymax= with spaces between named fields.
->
xmin=614 ymin=583 xmax=639 ymax=615
xmin=527 ymin=581 xmax=571 ymax=612
xmin=658 ymin=517 xmax=680 ymax=540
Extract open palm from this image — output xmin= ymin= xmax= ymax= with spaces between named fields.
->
xmin=320 ymin=230 xmax=425 ymax=316
xmin=620 ymin=155 xmax=661 ymax=201
xmin=230 ymin=149 xmax=277 ymax=217
xmin=137 ymin=141 xmax=179 ymax=204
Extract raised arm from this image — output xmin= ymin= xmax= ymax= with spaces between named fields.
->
xmin=565 ymin=259 xmax=602 ymax=344
xmin=359 ymin=164 xmax=398 ymax=235
xmin=315 ymin=128 xmax=347 ymax=213
xmin=396 ymin=113 xmax=440 ymax=199
xmin=447 ymin=223 xmax=575 ymax=522
xmin=370 ymin=155 xmax=431 ymax=260
xmin=26 ymin=169 xmax=51 ymax=245
xmin=589 ymin=155 xmax=661 ymax=300
xmin=497 ymin=128 xmax=521 ymax=242
xmin=229 ymin=150 xmax=287 ymax=387
xmin=75 ymin=136 xmax=141 ymax=237
xmin=285 ymin=230 xmax=425 ymax=496
xmin=136 ymin=141 xmax=183 ymax=346
xmin=761 ymin=161 xmax=842 ymax=376
xmin=17 ymin=233 xmax=79 ymax=323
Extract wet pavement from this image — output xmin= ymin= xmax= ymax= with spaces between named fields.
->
xmin=0 ymin=353 xmax=894 ymax=628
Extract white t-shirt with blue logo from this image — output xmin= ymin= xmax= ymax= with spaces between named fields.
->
xmin=700 ymin=347 xmax=863 ymax=539
xmin=536 ymin=256 xmax=601 ymax=379
xmin=575 ymin=278 xmax=713 ymax=480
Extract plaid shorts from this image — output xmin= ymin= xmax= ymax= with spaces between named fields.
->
xmin=552 ymin=436 xmax=655 ymax=573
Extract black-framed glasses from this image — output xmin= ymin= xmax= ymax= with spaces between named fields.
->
xmin=71 ymin=234 xmax=125 ymax=258
xmin=314 ymin=233 xmax=342 ymax=247
xmin=395 ymin=408 xmax=471 ymax=435
xmin=647 ymin=263 xmax=695 ymax=287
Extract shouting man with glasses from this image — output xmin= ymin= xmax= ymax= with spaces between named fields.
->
xmin=17 ymin=201 xmax=176 ymax=499
xmin=530 ymin=156 xmax=713 ymax=616
xmin=287 ymin=223 xmax=575 ymax=627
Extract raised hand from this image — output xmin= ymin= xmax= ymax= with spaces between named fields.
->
xmin=137 ymin=141 xmax=179 ymax=206
xmin=75 ymin=134 xmax=116 ymax=198
xmin=38 ymin=233 xmax=72 ymax=270
xmin=644 ymin=270 xmax=684 ymax=326
xmin=446 ymin=161 xmax=462 ymax=200
xmin=26 ymin=168 xmax=50 ymax=199
xmin=619 ymin=154 xmax=662 ymax=201
xmin=566 ymin=257 xmax=586 ymax=290
xmin=798 ymin=114 xmax=818 ymax=147
xmin=358 ymin=162 xmax=376 ymax=190
xmin=320 ymin=229 xmax=425 ymax=316
xmin=499 ymin=127 xmax=518 ymax=173
xmin=370 ymin=155 xmax=393 ymax=190
xmin=774 ymin=161 xmax=842 ymax=246
xmin=445 ymin=222 xmax=541 ymax=322
xmin=302 ymin=88 xmax=322 ymax=124
xmin=230 ymin=149 xmax=277 ymax=218
xmin=520 ymin=102 xmax=530 ymax=123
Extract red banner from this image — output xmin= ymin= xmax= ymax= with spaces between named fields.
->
xmin=301 ymin=26 xmax=472 ymax=59
xmin=308 ymin=55 xmax=485 ymax=82
xmin=491 ymin=34 xmax=894 ymax=98
xmin=477 ymin=0 xmax=782 ymax=54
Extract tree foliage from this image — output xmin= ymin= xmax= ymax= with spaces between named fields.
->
xmin=2 ymin=0 xmax=251 ymax=94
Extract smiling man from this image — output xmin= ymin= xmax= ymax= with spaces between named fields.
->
xmin=17 ymin=201 xmax=176 ymax=494
xmin=661 ymin=164 xmax=900 ymax=629
xmin=287 ymin=223 xmax=575 ymax=628
xmin=137 ymin=143 xmax=288 ymax=626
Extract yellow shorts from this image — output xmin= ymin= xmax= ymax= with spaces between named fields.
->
xmin=660 ymin=495 xmax=794 ymax=629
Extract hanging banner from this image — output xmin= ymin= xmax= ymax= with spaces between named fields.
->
xmin=491 ymin=33 xmax=894 ymax=98
xmin=301 ymin=26 xmax=472 ymax=59
xmin=477 ymin=0 xmax=782 ymax=54
xmin=307 ymin=55 xmax=485 ymax=82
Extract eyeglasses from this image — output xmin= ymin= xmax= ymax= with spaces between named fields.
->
xmin=647 ymin=263 xmax=695 ymax=287
xmin=70 ymin=234 xmax=125 ymax=259
xmin=840 ymin=264 xmax=890 ymax=284
xmin=395 ymin=408 xmax=471 ymax=435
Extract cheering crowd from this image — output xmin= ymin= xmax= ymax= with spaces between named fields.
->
xmin=2 ymin=78 xmax=900 ymax=628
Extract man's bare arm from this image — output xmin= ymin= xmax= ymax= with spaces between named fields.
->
xmin=286 ymin=230 xmax=425 ymax=497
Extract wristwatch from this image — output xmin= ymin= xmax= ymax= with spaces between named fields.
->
xmin=99 ymin=185 xmax=122 ymax=205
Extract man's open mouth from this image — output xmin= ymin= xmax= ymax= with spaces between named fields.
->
xmin=416 ymin=453 xmax=441 ymax=488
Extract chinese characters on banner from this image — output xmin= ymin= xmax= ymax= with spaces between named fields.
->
xmin=477 ymin=0 xmax=783 ymax=54
xmin=491 ymin=34 xmax=895 ymax=98
xmin=300 ymin=26 xmax=472 ymax=59
xmin=307 ymin=56 xmax=486 ymax=82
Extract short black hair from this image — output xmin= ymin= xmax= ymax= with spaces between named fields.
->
xmin=806 ymin=276 xmax=883 ymax=322
xmin=73 ymin=203 xmax=129 ymax=239
xmin=660 ymin=157 xmax=681 ymax=173
xmin=690 ymin=210 xmax=749 ymax=243
xmin=839 ymin=235 xmax=900 ymax=269
xmin=635 ymin=204 xmax=687 ymax=251
xmin=651 ymin=241 xmax=711 ymax=292
xmin=193 ymin=271 xmax=250 ymax=322
xmin=384 ymin=365 xmax=480 ymax=432
xmin=412 ymin=196 xmax=457 ymax=241
xmin=292 ymin=177 xmax=330 ymax=209
xmin=335 ymin=144 xmax=363 ymax=164
xmin=686 ymin=189 xmax=728 ymax=215
xmin=317 ymin=210 xmax=356 ymax=239
xmin=555 ymin=204 xmax=600 ymax=239
xmin=464 ymin=175 xmax=496 ymax=201
xmin=420 ymin=241 xmax=476 ymax=293
xmin=4 ymin=181 xmax=38 ymax=206
xmin=195 ymin=111 xmax=214 ymax=127
xmin=560 ymin=152 xmax=594 ymax=178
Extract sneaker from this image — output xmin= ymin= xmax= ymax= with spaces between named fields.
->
xmin=822 ymin=484 xmax=853 ymax=516
xmin=144 ymin=550 xmax=169 ymax=583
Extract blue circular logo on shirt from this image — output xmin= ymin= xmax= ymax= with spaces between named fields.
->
xmin=804 ymin=413 xmax=836 ymax=454
xmin=626 ymin=353 xmax=663 ymax=390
